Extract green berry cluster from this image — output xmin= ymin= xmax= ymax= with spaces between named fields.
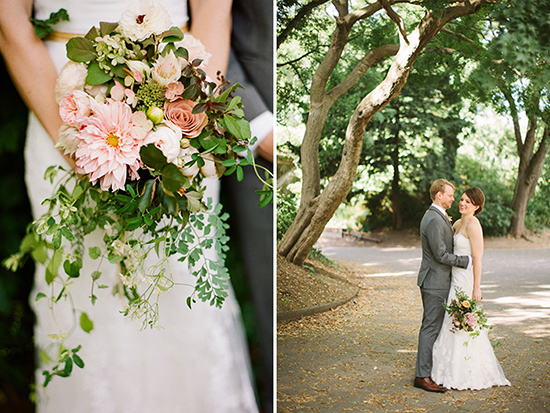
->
xmin=136 ymin=81 xmax=167 ymax=112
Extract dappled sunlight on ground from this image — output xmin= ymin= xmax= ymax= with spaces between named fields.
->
xmin=485 ymin=286 xmax=550 ymax=338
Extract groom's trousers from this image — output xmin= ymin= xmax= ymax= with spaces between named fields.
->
xmin=415 ymin=288 xmax=448 ymax=378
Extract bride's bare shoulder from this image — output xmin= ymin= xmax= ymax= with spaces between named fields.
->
xmin=464 ymin=216 xmax=483 ymax=237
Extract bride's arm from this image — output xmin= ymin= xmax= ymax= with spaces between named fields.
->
xmin=0 ymin=0 xmax=63 ymax=147
xmin=188 ymin=0 xmax=232 ymax=83
xmin=467 ymin=218 xmax=484 ymax=301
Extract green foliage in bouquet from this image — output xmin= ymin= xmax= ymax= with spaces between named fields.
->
xmin=3 ymin=5 xmax=273 ymax=388
xmin=443 ymin=286 xmax=491 ymax=340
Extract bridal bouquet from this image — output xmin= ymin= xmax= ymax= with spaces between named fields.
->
xmin=3 ymin=1 xmax=272 ymax=386
xmin=444 ymin=287 xmax=490 ymax=338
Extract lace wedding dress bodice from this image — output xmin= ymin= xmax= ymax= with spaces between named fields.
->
xmin=431 ymin=233 xmax=511 ymax=390
xmin=26 ymin=1 xmax=257 ymax=412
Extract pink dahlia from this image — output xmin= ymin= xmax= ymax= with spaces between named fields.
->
xmin=75 ymin=100 xmax=145 ymax=191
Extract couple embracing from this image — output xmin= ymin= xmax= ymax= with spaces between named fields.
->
xmin=415 ymin=179 xmax=511 ymax=392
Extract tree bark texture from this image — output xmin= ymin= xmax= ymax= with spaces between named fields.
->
xmin=510 ymin=122 xmax=549 ymax=238
xmin=279 ymin=0 xmax=489 ymax=265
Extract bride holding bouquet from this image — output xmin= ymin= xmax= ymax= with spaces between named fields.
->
xmin=0 ymin=0 xmax=259 ymax=411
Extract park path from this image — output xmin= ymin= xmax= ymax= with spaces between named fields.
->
xmin=277 ymin=236 xmax=550 ymax=412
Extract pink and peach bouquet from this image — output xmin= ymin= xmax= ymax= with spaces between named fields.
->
xmin=444 ymin=287 xmax=490 ymax=339
xmin=4 ymin=0 xmax=272 ymax=386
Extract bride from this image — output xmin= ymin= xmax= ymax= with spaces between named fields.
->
xmin=432 ymin=187 xmax=511 ymax=390
xmin=0 ymin=0 xmax=259 ymax=411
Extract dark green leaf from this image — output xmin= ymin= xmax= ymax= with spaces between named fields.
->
xmin=73 ymin=354 xmax=85 ymax=369
xmin=159 ymin=189 xmax=179 ymax=215
xmin=140 ymin=144 xmax=168 ymax=170
xmin=175 ymin=46 xmax=189 ymax=60
xmin=86 ymin=62 xmax=112 ymax=85
xmin=258 ymin=192 xmax=273 ymax=208
xmin=160 ymin=163 xmax=185 ymax=193
xmin=99 ymin=21 xmax=118 ymax=36
xmin=31 ymin=8 xmax=69 ymax=39
xmin=160 ymin=26 xmax=184 ymax=43
xmin=66 ymin=37 xmax=97 ymax=62
xmin=192 ymin=103 xmax=208 ymax=114
xmin=137 ymin=179 xmax=156 ymax=212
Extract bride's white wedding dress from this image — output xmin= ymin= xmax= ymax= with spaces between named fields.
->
xmin=432 ymin=233 xmax=511 ymax=390
xmin=26 ymin=1 xmax=258 ymax=412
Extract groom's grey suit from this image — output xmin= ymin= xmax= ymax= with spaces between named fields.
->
xmin=415 ymin=205 xmax=469 ymax=378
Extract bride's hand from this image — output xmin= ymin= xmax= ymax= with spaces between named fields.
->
xmin=473 ymin=287 xmax=482 ymax=302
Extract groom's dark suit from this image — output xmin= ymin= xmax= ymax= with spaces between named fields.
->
xmin=415 ymin=205 xmax=469 ymax=379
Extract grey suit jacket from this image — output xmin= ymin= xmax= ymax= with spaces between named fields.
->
xmin=417 ymin=206 xmax=469 ymax=289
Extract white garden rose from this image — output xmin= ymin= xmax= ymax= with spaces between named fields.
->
xmin=118 ymin=0 xmax=172 ymax=42
xmin=177 ymin=146 xmax=200 ymax=178
xmin=143 ymin=121 xmax=182 ymax=164
xmin=200 ymin=153 xmax=218 ymax=179
xmin=55 ymin=124 xmax=81 ymax=156
xmin=55 ymin=61 xmax=87 ymax=103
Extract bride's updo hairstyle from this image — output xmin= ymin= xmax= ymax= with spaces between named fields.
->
xmin=464 ymin=187 xmax=485 ymax=215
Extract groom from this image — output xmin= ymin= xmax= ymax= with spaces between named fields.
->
xmin=414 ymin=179 xmax=470 ymax=392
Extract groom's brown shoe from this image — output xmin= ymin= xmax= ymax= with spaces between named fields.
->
xmin=414 ymin=377 xmax=447 ymax=393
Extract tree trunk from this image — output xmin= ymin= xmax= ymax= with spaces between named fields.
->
xmin=510 ymin=124 xmax=549 ymax=238
xmin=278 ymin=0 xmax=489 ymax=266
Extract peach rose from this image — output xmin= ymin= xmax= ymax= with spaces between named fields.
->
xmin=164 ymin=99 xmax=208 ymax=138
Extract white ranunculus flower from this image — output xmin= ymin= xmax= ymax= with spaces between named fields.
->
xmin=55 ymin=61 xmax=87 ymax=103
xmin=143 ymin=121 xmax=182 ymax=164
xmin=200 ymin=153 xmax=218 ymax=179
xmin=175 ymin=34 xmax=211 ymax=67
xmin=177 ymin=146 xmax=200 ymax=178
xmin=55 ymin=124 xmax=81 ymax=156
xmin=118 ymin=0 xmax=173 ymax=42
xmin=151 ymin=51 xmax=182 ymax=87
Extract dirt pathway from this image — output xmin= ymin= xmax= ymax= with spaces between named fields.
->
xmin=277 ymin=260 xmax=550 ymax=412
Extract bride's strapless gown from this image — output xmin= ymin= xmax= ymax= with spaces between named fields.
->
xmin=432 ymin=233 xmax=511 ymax=390
xmin=26 ymin=1 xmax=258 ymax=412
